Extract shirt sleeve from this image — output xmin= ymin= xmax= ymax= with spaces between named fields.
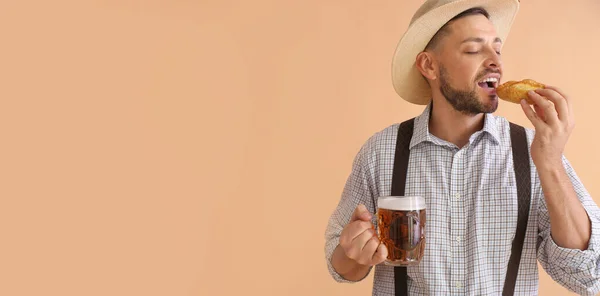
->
xmin=536 ymin=155 xmax=600 ymax=296
xmin=324 ymin=139 xmax=377 ymax=283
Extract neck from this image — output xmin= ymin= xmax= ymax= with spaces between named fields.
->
xmin=428 ymin=98 xmax=485 ymax=148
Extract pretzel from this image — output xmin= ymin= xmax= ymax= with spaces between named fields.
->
xmin=496 ymin=79 xmax=545 ymax=104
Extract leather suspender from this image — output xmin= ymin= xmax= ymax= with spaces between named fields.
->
xmin=503 ymin=123 xmax=532 ymax=296
xmin=391 ymin=119 xmax=414 ymax=296
xmin=391 ymin=119 xmax=531 ymax=296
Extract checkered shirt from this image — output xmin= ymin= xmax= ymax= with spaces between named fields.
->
xmin=324 ymin=104 xmax=600 ymax=295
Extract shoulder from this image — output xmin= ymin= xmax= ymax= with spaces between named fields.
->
xmin=365 ymin=123 xmax=401 ymax=146
xmin=353 ymin=123 xmax=402 ymax=163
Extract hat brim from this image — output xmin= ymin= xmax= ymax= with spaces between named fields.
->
xmin=391 ymin=0 xmax=520 ymax=105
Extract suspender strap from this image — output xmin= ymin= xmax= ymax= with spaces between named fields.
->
xmin=503 ymin=123 xmax=532 ymax=296
xmin=391 ymin=120 xmax=531 ymax=296
xmin=391 ymin=119 xmax=414 ymax=296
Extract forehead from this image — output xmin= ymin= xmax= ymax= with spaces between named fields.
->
xmin=446 ymin=14 xmax=499 ymax=41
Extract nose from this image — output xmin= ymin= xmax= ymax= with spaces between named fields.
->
xmin=485 ymin=50 xmax=502 ymax=70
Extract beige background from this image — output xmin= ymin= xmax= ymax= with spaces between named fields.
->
xmin=0 ymin=0 xmax=598 ymax=295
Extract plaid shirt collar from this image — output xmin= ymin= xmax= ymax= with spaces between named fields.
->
xmin=409 ymin=102 xmax=501 ymax=149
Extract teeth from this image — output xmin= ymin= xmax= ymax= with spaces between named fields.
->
xmin=479 ymin=77 xmax=499 ymax=83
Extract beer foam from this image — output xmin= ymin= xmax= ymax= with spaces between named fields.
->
xmin=377 ymin=196 xmax=426 ymax=211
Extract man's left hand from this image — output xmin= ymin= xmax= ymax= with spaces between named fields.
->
xmin=519 ymin=86 xmax=575 ymax=170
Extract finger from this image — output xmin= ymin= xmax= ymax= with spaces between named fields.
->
xmin=348 ymin=228 xmax=376 ymax=259
xmin=352 ymin=228 xmax=375 ymax=249
xmin=358 ymin=236 xmax=380 ymax=264
xmin=545 ymin=85 xmax=575 ymax=120
xmin=527 ymin=90 xmax=559 ymax=125
xmin=350 ymin=204 xmax=372 ymax=222
xmin=520 ymin=99 xmax=544 ymax=129
xmin=533 ymin=104 xmax=546 ymax=122
xmin=535 ymin=88 xmax=568 ymax=122
xmin=544 ymin=85 xmax=570 ymax=104
xmin=342 ymin=221 xmax=374 ymax=243
xmin=372 ymin=242 xmax=388 ymax=265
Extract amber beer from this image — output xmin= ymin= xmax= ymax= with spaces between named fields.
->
xmin=377 ymin=196 xmax=426 ymax=266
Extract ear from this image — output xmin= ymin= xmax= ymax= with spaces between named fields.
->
xmin=416 ymin=51 xmax=437 ymax=81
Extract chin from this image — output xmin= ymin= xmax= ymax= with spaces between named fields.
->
xmin=476 ymin=93 xmax=498 ymax=113
xmin=485 ymin=96 xmax=499 ymax=113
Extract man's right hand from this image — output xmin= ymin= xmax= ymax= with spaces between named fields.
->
xmin=339 ymin=204 xmax=388 ymax=266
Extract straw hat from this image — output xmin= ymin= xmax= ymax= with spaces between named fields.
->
xmin=391 ymin=0 xmax=520 ymax=105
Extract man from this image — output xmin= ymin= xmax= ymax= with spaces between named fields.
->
xmin=324 ymin=0 xmax=600 ymax=295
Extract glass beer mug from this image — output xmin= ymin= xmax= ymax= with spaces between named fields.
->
xmin=376 ymin=196 xmax=426 ymax=266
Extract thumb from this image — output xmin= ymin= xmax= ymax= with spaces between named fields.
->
xmin=351 ymin=204 xmax=372 ymax=222
xmin=372 ymin=242 xmax=388 ymax=265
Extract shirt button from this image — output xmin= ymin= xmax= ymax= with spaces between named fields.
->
xmin=453 ymin=193 xmax=461 ymax=200
xmin=456 ymin=236 xmax=462 ymax=243
xmin=456 ymin=282 xmax=462 ymax=288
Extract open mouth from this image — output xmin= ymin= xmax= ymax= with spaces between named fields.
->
xmin=478 ymin=77 xmax=498 ymax=90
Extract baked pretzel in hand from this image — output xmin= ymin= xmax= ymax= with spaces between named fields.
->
xmin=496 ymin=79 xmax=546 ymax=104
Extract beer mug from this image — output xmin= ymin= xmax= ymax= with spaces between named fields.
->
xmin=376 ymin=196 xmax=426 ymax=266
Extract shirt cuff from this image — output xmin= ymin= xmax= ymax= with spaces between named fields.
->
xmin=545 ymin=206 xmax=600 ymax=271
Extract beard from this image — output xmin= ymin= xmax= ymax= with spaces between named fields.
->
xmin=438 ymin=65 xmax=498 ymax=115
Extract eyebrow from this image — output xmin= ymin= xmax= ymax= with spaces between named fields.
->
xmin=461 ymin=37 xmax=503 ymax=44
